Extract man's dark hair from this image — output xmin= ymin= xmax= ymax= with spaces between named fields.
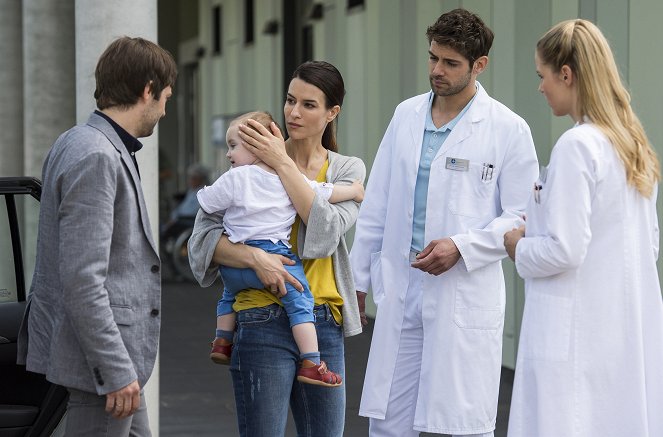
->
xmin=426 ymin=8 xmax=494 ymax=66
xmin=94 ymin=36 xmax=178 ymax=110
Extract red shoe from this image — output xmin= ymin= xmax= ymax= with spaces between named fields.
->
xmin=209 ymin=339 xmax=232 ymax=365
xmin=297 ymin=361 xmax=343 ymax=387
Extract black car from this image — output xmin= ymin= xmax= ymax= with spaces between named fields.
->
xmin=0 ymin=177 xmax=67 ymax=437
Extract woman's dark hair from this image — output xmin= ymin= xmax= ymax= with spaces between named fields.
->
xmin=94 ymin=36 xmax=178 ymax=110
xmin=426 ymin=8 xmax=494 ymax=67
xmin=291 ymin=61 xmax=345 ymax=152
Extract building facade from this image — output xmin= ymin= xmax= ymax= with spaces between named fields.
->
xmin=2 ymin=1 xmax=663 ymax=432
xmin=185 ymin=0 xmax=663 ymax=369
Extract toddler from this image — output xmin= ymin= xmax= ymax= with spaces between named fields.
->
xmin=197 ymin=111 xmax=363 ymax=386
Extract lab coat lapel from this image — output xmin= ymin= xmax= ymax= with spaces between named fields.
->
xmin=437 ymin=82 xmax=488 ymax=157
xmin=408 ymin=93 xmax=429 ymax=147
xmin=439 ymin=118 xmax=473 ymax=157
xmin=407 ymin=93 xmax=430 ymax=171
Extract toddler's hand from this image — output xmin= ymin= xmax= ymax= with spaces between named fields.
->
xmin=352 ymin=180 xmax=365 ymax=203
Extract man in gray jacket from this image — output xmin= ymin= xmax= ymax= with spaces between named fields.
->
xmin=17 ymin=36 xmax=177 ymax=436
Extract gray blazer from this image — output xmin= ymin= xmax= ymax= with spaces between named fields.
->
xmin=188 ymin=150 xmax=365 ymax=337
xmin=17 ymin=112 xmax=161 ymax=395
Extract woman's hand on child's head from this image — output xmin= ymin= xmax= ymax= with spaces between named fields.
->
xmin=239 ymin=119 xmax=289 ymax=169
xmin=352 ymin=180 xmax=365 ymax=203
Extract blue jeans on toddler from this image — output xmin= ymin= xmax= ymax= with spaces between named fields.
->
xmin=217 ymin=239 xmax=314 ymax=326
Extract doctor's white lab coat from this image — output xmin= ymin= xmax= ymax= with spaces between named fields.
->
xmin=507 ymin=123 xmax=663 ymax=437
xmin=350 ymin=84 xmax=539 ymax=434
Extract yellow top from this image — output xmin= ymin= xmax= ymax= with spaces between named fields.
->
xmin=233 ymin=160 xmax=343 ymax=324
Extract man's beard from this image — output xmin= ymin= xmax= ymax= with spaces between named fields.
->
xmin=429 ymin=69 xmax=472 ymax=97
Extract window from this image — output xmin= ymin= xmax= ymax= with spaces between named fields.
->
xmin=347 ymin=0 xmax=365 ymax=11
xmin=302 ymin=25 xmax=313 ymax=62
xmin=0 ymin=178 xmax=41 ymax=303
xmin=0 ymin=176 xmax=68 ymax=437
xmin=0 ymin=200 xmax=17 ymax=303
xmin=212 ymin=5 xmax=222 ymax=55
xmin=244 ymin=0 xmax=255 ymax=45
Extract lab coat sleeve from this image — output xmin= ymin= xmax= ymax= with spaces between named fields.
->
xmin=349 ymin=117 xmax=396 ymax=292
xmin=450 ymin=119 xmax=539 ymax=272
xmin=299 ymin=155 xmax=366 ymax=259
xmin=515 ymin=130 xmax=596 ymax=278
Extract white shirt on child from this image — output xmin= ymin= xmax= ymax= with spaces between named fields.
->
xmin=197 ymin=165 xmax=333 ymax=246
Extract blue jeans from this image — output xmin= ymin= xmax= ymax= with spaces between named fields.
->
xmin=231 ymin=304 xmax=345 ymax=437
xmin=217 ymin=240 xmax=314 ymax=326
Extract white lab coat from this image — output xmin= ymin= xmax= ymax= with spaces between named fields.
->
xmin=508 ymin=123 xmax=663 ymax=437
xmin=351 ymin=83 xmax=539 ymax=434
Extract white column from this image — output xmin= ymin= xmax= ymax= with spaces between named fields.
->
xmin=0 ymin=1 xmax=23 ymax=302
xmin=74 ymin=0 xmax=161 ymax=433
xmin=23 ymin=0 xmax=76 ymax=178
xmin=22 ymin=0 xmax=76 ymax=293
xmin=0 ymin=0 xmax=23 ymax=177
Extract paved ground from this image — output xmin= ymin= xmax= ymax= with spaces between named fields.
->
xmin=160 ymin=278 xmax=513 ymax=436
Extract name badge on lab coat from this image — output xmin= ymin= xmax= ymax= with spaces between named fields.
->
xmin=446 ymin=157 xmax=469 ymax=171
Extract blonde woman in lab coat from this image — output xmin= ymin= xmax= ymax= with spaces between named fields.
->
xmin=504 ymin=19 xmax=663 ymax=437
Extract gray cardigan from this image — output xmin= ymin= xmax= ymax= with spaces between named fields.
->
xmin=187 ymin=150 xmax=366 ymax=337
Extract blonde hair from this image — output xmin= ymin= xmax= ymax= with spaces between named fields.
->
xmin=230 ymin=111 xmax=283 ymax=136
xmin=537 ymin=19 xmax=659 ymax=196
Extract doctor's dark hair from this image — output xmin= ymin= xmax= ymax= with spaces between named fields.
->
xmin=94 ymin=36 xmax=178 ymax=110
xmin=426 ymin=8 xmax=494 ymax=67
xmin=538 ymin=19 xmax=659 ymax=196
xmin=291 ymin=61 xmax=345 ymax=152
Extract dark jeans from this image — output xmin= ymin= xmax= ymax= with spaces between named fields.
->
xmin=231 ymin=304 xmax=346 ymax=437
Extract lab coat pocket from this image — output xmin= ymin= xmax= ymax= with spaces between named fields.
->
xmin=453 ymin=264 xmax=503 ymax=330
xmin=369 ymin=251 xmax=385 ymax=305
xmin=520 ymin=291 xmax=572 ymax=362
xmin=447 ymin=162 xmax=495 ymax=218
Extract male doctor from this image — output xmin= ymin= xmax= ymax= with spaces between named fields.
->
xmin=350 ymin=8 xmax=538 ymax=437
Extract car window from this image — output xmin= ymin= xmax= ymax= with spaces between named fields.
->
xmin=20 ymin=197 xmax=40 ymax=296
xmin=0 ymin=202 xmax=17 ymax=303
xmin=0 ymin=180 xmax=40 ymax=303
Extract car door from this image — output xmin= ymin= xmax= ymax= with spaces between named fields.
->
xmin=0 ymin=177 xmax=67 ymax=437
